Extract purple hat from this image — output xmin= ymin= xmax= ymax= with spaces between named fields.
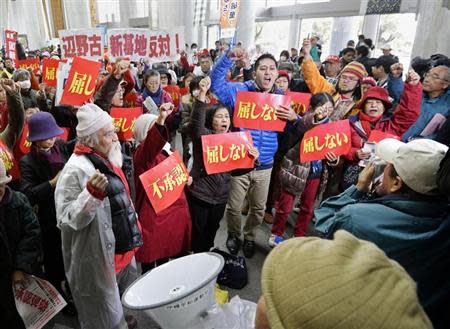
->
xmin=28 ymin=112 xmax=64 ymax=142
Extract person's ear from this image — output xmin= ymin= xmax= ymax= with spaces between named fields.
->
xmin=389 ymin=175 xmax=403 ymax=193
xmin=252 ymin=71 xmax=256 ymax=80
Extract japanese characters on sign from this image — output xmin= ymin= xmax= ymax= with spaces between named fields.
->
xmin=285 ymin=91 xmax=311 ymax=115
xmin=110 ymin=107 xmax=143 ymax=141
xmin=202 ymin=131 xmax=255 ymax=175
xmin=4 ymin=29 xmax=17 ymax=60
xmin=42 ymin=58 xmax=64 ymax=87
xmin=163 ymin=85 xmax=181 ymax=111
xmin=0 ymin=139 xmax=14 ymax=173
xmin=367 ymin=130 xmax=400 ymax=143
xmin=58 ymin=28 xmax=104 ymax=60
xmin=220 ymin=0 xmax=241 ymax=38
xmin=139 ymin=151 xmax=189 ymax=214
xmin=300 ymin=120 xmax=352 ymax=162
xmin=234 ymin=92 xmax=291 ymax=132
xmin=15 ymin=58 xmax=40 ymax=75
xmin=107 ymin=28 xmax=185 ymax=63
xmin=60 ymin=57 xmax=101 ymax=106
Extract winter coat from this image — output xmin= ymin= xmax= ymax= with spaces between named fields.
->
xmin=301 ymin=58 xmax=359 ymax=120
xmin=55 ymin=154 xmax=128 ymax=329
xmin=315 ymin=185 xmax=450 ymax=329
xmin=179 ymin=93 xmax=194 ymax=135
xmin=403 ymin=88 xmax=450 ymax=141
xmin=344 ymin=82 xmax=423 ymax=162
xmin=133 ymin=123 xmax=191 ymax=263
xmin=211 ymin=53 xmax=287 ymax=166
xmin=0 ymin=187 xmax=41 ymax=329
xmin=188 ymin=100 xmax=230 ymax=205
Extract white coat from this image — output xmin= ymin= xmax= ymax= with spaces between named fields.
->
xmin=55 ymin=153 xmax=127 ymax=329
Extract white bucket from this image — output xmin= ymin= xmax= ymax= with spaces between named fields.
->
xmin=122 ymin=252 xmax=224 ymax=329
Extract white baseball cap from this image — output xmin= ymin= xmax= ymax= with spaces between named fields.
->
xmin=376 ymin=138 xmax=448 ymax=195
xmin=381 ymin=44 xmax=392 ymax=50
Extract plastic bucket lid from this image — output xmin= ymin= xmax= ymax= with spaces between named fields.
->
xmin=122 ymin=252 xmax=224 ymax=310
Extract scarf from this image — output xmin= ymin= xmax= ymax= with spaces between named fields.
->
xmin=31 ymin=144 xmax=65 ymax=177
xmin=142 ymin=87 xmax=163 ymax=107
xmin=358 ymin=111 xmax=382 ymax=136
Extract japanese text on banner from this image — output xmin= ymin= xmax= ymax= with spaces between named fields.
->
xmin=58 ymin=29 xmax=104 ymax=60
xmin=220 ymin=0 xmax=241 ymax=38
xmin=234 ymin=92 xmax=291 ymax=132
xmin=42 ymin=58 xmax=64 ymax=87
xmin=286 ymin=91 xmax=311 ymax=115
xmin=16 ymin=58 xmax=40 ymax=75
xmin=202 ymin=131 xmax=254 ymax=174
xmin=60 ymin=57 xmax=101 ymax=106
xmin=110 ymin=107 xmax=142 ymax=141
xmin=139 ymin=151 xmax=189 ymax=214
xmin=300 ymin=120 xmax=352 ymax=162
xmin=4 ymin=29 xmax=17 ymax=60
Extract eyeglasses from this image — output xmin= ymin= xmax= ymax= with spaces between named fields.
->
xmin=340 ymin=75 xmax=359 ymax=82
xmin=424 ymin=72 xmax=448 ymax=82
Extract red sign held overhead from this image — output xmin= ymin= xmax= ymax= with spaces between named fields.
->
xmin=110 ymin=107 xmax=142 ymax=141
xmin=285 ymin=91 xmax=311 ymax=115
xmin=42 ymin=58 xmax=65 ymax=87
xmin=300 ymin=120 xmax=352 ymax=162
xmin=60 ymin=57 xmax=101 ymax=106
xmin=15 ymin=58 xmax=40 ymax=75
xmin=139 ymin=151 xmax=189 ymax=214
xmin=4 ymin=29 xmax=17 ymax=60
xmin=202 ymin=131 xmax=255 ymax=175
xmin=233 ymin=92 xmax=291 ymax=132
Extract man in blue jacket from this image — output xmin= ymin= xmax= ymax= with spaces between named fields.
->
xmin=402 ymin=65 xmax=450 ymax=141
xmin=314 ymin=138 xmax=450 ymax=329
xmin=211 ymin=47 xmax=297 ymax=258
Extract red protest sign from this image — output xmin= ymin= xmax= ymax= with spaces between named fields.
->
xmin=0 ymin=139 xmax=15 ymax=173
xmin=16 ymin=58 xmax=40 ymax=75
xmin=234 ymin=92 xmax=291 ymax=132
xmin=202 ymin=131 xmax=254 ymax=175
xmin=110 ymin=107 xmax=142 ymax=141
xmin=4 ymin=29 xmax=17 ymax=60
xmin=18 ymin=124 xmax=31 ymax=155
xmin=60 ymin=128 xmax=70 ymax=141
xmin=300 ymin=120 xmax=351 ymax=162
xmin=42 ymin=58 xmax=62 ymax=87
xmin=367 ymin=130 xmax=400 ymax=143
xmin=286 ymin=91 xmax=311 ymax=115
xmin=139 ymin=150 xmax=189 ymax=214
xmin=60 ymin=57 xmax=101 ymax=106
xmin=163 ymin=85 xmax=181 ymax=110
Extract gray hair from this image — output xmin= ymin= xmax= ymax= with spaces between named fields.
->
xmin=77 ymin=131 xmax=99 ymax=148
xmin=13 ymin=68 xmax=31 ymax=82
xmin=437 ymin=65 xmax=450 ymax=83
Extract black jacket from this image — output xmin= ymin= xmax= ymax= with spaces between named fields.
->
xmin=188 ymin=100 xmax=230 ymax=205
xmin=19 ymin=140 xmax=74 ymax=230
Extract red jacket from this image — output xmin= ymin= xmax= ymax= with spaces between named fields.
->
xmin=133 ymin=123 xmax=191 ymax=263
xmin=344 ymin=82 xmax=422 ymax=162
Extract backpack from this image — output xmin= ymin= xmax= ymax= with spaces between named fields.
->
xmin=212 ymin=248 xmax=248 ymax=290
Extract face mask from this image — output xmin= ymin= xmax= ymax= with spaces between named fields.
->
xmin=280 ymin=56 xmax=287 ymax=61
xmin=192 ymin=89 xmax=200 ymax=97
xmin=18 ymin=80 xmax=31 ymax=90
xmin=192 ymin=48 xmax=197 ymax=52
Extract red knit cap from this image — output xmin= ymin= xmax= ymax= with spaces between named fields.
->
xmin=341 ymin=61 xmax=368 ymax=81
xmin=277 ymin=70 xmax=291 ymax=83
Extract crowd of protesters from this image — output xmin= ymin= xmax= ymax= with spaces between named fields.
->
xmin=1 ymin=30 xmax=449 ymax=329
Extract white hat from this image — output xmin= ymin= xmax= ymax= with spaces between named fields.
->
xmin=376 ymin=138 xmax=448 ymax=195
xmin=133 ymin=113 xmax=158 ymax=146
xmin=76 ymin=103 xmax=113 ymax=137
xmin=0 ymin=158 xmax=12 ymax=185
xmin=381 ymin=44 xmax=392 ymax=50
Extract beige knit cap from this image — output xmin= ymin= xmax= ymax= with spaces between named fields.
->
xmin=261 ymin=230 xmax=432 ymax=329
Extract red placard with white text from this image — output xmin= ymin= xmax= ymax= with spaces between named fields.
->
xmin=202 ymin=131 xmax=255 ymax=174
xmin=110 ymin=107 xmax=142 ymax=141
xmin=285 ymin=91 xmax=311 ymax=115
xmin=233 ymin=92 xmax=291 ymax=132
xmin=15 ymin=58 xmax=40 ymax=75
xmin=139 ymin=151 xmax=189 ymax=214
xmin=300 ymin=120 xmax=351 ymax=162
xmin=60 ymin=57 xmax=101 ymax=106
xmin=4 ymin=29 xmax=17 ymax=60
xmin=163 ymin=85 xmax=181 ymax=110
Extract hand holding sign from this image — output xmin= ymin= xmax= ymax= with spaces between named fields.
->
xmin=248 ymin=145 xmax=259 ymax=159
xmin=275 ymin=105 xmax=297 ymax=122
